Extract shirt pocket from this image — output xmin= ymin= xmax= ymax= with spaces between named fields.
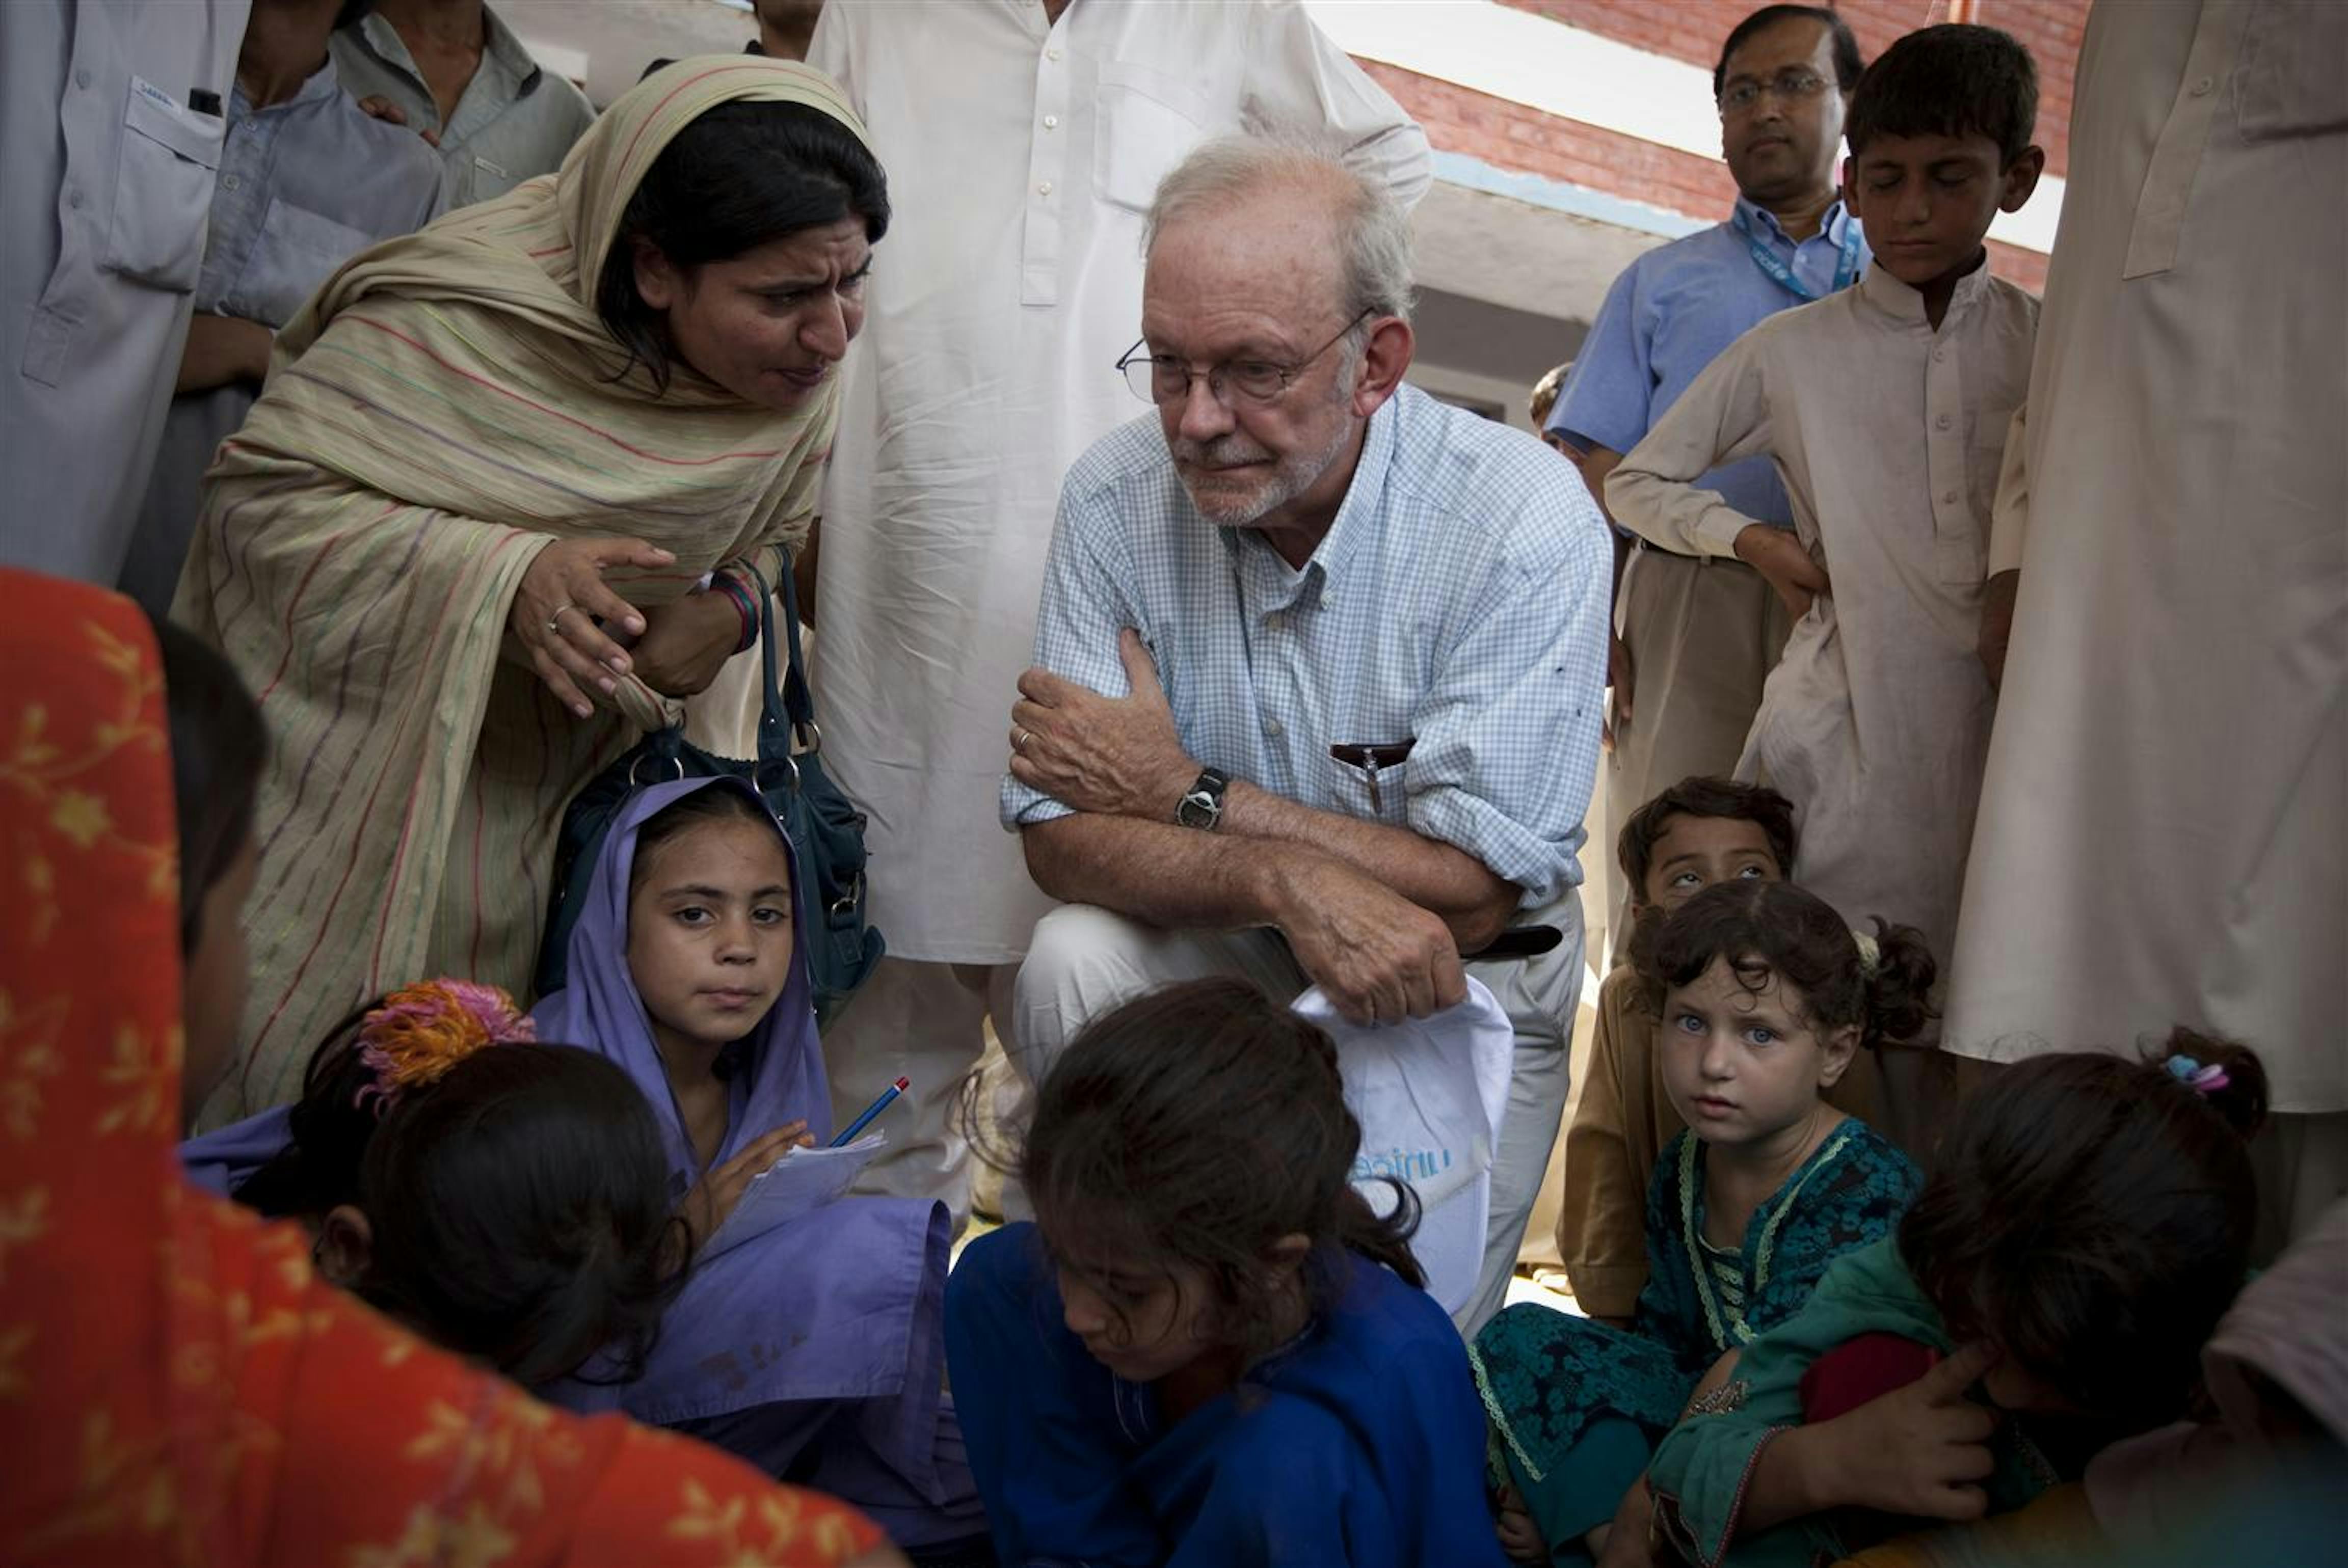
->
xmin=104 ymin=79 xmax=226 ymax=292
xmin=2235 ymin=0 xmax=2348 ymax=141
xmin=1092 ymin=61 xmax=1210 ymax=213
xmin=1324 ymin=739 xmax=1416 ymax=828
xmin=231 ymin=199 xmax=379 ymax=327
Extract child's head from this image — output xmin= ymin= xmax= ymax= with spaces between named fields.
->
xmin=1843 ymin=24 xmax=2043 ymax=291
xmin=238 ymin=981 xmax=686 ymax=1387
xmin=153 ymin=615 xmax=268 ymax=1126
xmin=1639 ymin=881 xmax=1935 ymax=1146
xmin=1900 ymin=1029 xmax=2267 ymax=1427
xmin=1618 ymin=776 xmax=1797 ymax=918
xmin=625 ymin=782 xmax=796 ymax=1056
xmin=1023 ymin=978 xmax=1421 ymax=1383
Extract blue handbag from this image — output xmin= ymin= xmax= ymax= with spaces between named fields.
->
xmin=535 ymin=562 xmax=884 ymax=1024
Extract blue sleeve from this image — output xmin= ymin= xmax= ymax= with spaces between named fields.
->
xmin=1549 ymin=259 xmax=1655 ymax=457
xmin=943 ymin=1225 xmax=1164 ymax=1568
xmin=998 ymin=478 xmax=1148 ymax=830
xmin=1402 ymin=461 xmax=1610 ymax=905
xmin=1166 ymin=1403 xmax=1365 ymax=1568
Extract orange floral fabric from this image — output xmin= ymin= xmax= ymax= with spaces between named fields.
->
xmin=0 ymin=569 xmax=885 ymax=1567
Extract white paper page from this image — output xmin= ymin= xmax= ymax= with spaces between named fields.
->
xmin=700 ymin=1132 xmax=885 ymax=1260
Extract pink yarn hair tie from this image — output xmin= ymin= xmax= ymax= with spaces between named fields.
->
xmin=2165 ymin=1055 xmax=2230 ymax=1096
xmin=353 ymin=979 xmax=537 ymax=1114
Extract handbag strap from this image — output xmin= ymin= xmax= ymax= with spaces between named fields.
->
xmin=776 ymin=560 xmax=818 ymax=733
xmin=735 ymin=562 xmax=795 ymax=771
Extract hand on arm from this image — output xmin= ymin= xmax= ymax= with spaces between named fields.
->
xmin=628 ymin=589 xmax=742 ymax=697
xmin=1010 ymin=631 xmax=1521 ymax=951
xmin=506 ymin=536 xmax=677 ymax=718
xmin=1733 ymin=524 xmax=1832 ymax=619
xmin=176 ymin=314 xmax=276 ymax=394
xmin=1736 ymin=1341 xmax=2002 ymax=1535
xmin=1020 ymin=814 xmax=1465 ymax=1025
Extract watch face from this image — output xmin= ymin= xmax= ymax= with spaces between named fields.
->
xmin=1178 ymin=786 xmax=1217 ymax=826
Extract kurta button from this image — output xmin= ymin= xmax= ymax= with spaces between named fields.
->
xmin=222 ymin=174 xmax=241 ymax=191
xmin=1263 ymin=717 xmax=1284 ymax=738
xmin=1037 ymin=181 xmax=1052 ymax=196
xmin=2191 ymin=75 xmax=2213 ymax=96
xmin=1935 ymin=413 xmax=1952 ymax=430
xmin=1943 ymin=490 xmax=1958 ymax=504
xmin=1047 ymin=47 xmax=1062 ymax=61
xmin=1043 ymin=114 xmax=1059 ymax=129
xmin=67 ymin=189 xmax=84 ymax=209
xmin=75 ymin=68 xmax=92 ymax=89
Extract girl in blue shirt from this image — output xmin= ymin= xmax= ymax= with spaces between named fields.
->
xmin=946 ymin=977 xmax=1507 ymax=1568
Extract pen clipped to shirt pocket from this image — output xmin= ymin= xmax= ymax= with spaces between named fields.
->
xmin=1329 ymin=739 xmax=1414 ymax=824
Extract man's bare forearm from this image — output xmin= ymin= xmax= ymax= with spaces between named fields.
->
xmin=1217 ymin=781 xmax=1517 ymax=950
xmin=1021 ymin=812 xmax=1313 ymax=932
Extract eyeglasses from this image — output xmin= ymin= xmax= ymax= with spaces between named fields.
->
xmin=1116 ymin=309 xmax=1373 ymax=408
xmin=1718 ymin=67 xmax=1830 ymax=117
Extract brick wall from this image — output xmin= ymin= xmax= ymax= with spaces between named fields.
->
xmin=1497 ymin=0 xmax=2088 ymax=176
xmin=1365 ymin=59 xmax=2051 ymax=293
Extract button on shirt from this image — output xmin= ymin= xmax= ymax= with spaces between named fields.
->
xmin=1550 ymin=197 xmax=1869 ymax=530
xmin=330 ymin=8 xmax=593 ymax=210
xmin=1001 ymin=384 xmax=1612 ymax=907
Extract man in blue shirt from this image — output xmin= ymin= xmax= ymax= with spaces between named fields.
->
xmin=1000 ymin=139 xmax=1610 ymax=1333
xmin=1550 ymin=4 xmax=1869 ymax=939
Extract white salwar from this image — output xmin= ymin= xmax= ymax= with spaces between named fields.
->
xmin=1944 ymin=0 xmax=2346 ymax=1234
xmin=802 ymin=0 xmax=1429 ymax=1211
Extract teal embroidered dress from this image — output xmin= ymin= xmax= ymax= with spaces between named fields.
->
xmin=1471 ymin=1119 xmax=1917 ymax=1562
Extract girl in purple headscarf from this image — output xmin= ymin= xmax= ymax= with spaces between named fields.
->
xmin=530 ymin=776 xmax=982 ymax=1554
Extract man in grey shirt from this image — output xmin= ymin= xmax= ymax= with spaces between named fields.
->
xmin=333 ymin=0 xmax=592 ymax=210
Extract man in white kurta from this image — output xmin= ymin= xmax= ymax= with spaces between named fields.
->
xmin=1607 ymin=259 xmax=2037 ymax=1146
xmin=1 ymin=0 xmax=249 ymax=583
xmin=1947 ymin=0 xmax=2346 ymax=1241
xmin=804 ymin=0 xmax=1429 ymax=1211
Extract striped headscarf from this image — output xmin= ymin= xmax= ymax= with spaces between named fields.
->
xmin=176 ymin=59 xmax=880 ymax=1119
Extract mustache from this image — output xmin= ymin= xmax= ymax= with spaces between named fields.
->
xmin=1172 ymin=434 xmax=1273 ymax=469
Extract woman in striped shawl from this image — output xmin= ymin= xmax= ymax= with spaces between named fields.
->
xmin=174 ymin=58 xmax=887 ymax=1121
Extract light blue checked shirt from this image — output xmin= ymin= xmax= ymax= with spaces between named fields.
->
xmin=1001 ymin=383 xmax=1611 ymax=907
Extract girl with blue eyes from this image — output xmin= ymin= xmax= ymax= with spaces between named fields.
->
xmin=1471 ymin=880 xmax=1931 ymax=1567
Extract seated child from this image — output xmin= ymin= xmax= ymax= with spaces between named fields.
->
xmin=1562 ymin=776 xmax=1884 ymax=1323
xmin=1646 ymin=1030 xmax=2267 ymax=1566
xmin=946 ymin=977 xmax=1509 ymax=1568
xmin=204 ymin=982 xmax=684 ymax=1387
xmin=1605 ymin=25 xmax=2048 ymax=1143
xmin=1478 ymin=881 xmax=1930 ymax=1565
xmin=530 ymin=776 xmax=982 ymax=1552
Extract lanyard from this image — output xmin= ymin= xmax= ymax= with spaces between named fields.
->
xmin=1732 ymin=205 xmax=1862 ymax=303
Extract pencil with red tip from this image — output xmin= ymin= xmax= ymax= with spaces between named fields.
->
xmin=832 ymin=1076 xmax=910 ymax=1147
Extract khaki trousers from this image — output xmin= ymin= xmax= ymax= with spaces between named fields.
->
xmin=1604 ymin=546 xmax=1792 ymax=948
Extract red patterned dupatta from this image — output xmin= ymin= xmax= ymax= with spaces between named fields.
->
xmin=0 ymin=569 xmax=886 ymax=1567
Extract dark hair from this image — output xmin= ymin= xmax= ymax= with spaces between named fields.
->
xmin=1846 ymin=23 xmax=2039 ymax=164
xmin=1901 ymin=1029 xmax=2266 ymax=1426
xmin=1021 ymin=978 xmax=1423 ymax=1356
xmin=1632 ymin=880 xmax=1936 ymax=1050
xmin=1617 ymin=775 xmax=1800 ymax=905
xmin=628 ymin=782 xmax=784 ymax=897
xmin=234 ymin=1017 xmax=686 ymax=1388
xmin=152 ymin=615 xmax=266 ymax=955
xmin=596 ymin=99 xmax=890 ymax=393
xmin=1715 ymin=4 xmax=1866 ymax=98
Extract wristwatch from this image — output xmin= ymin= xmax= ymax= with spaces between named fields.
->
xmin=1175 ymin=767 xmax=1229 ymax=831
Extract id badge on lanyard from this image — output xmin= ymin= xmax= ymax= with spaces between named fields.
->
xmin=1733 ymin=206 xmax=1862 ymax=303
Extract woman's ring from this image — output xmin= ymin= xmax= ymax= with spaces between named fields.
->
xmin=547 ymin=603 xmax=577 ymax=637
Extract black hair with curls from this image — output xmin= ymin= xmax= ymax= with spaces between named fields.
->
xmin=1846 ymin=23 xmax=2039 ymax=165
xmin=1021 ymin=978 xmax=1423 ymax=1358
xmin=596 ymin=99 xmax=889 ymax=393
xmin=233 ymin=1019 xmax=686 ymax=1389
xmin=1714 ymin=4 xmax=1866 ymax=98
xmin=1617 ymin=775 xmax=1800 ymax=909
xmin=1900 ymin=1028 xmax=2266 ymax=1428
xmin=1632 ymin=879 xmax=1937 ymax=1050
xmin=152 ymin=615 xmax=266 ymax=956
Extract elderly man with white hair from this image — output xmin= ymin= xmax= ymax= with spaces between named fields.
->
xmin=1000 ymin=140 xmax=1611 ymax=1331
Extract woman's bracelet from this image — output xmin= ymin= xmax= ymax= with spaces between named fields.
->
xmin=714 ymin=570 xmax=760 ymax=654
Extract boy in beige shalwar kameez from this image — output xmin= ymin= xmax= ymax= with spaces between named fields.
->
xmin=1607 ymin=24 xmax=2047 ymax=1148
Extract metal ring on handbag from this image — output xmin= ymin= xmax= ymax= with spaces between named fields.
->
xmin=754 ymin=753 xmax=802 ymax=795
xmin=628 ymin=752 xmax=686 ymax=788
xmin=792 ymin=719 xmax=822 ymax=756
xmin=830 ymin=871 xmax=862 ymax=917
